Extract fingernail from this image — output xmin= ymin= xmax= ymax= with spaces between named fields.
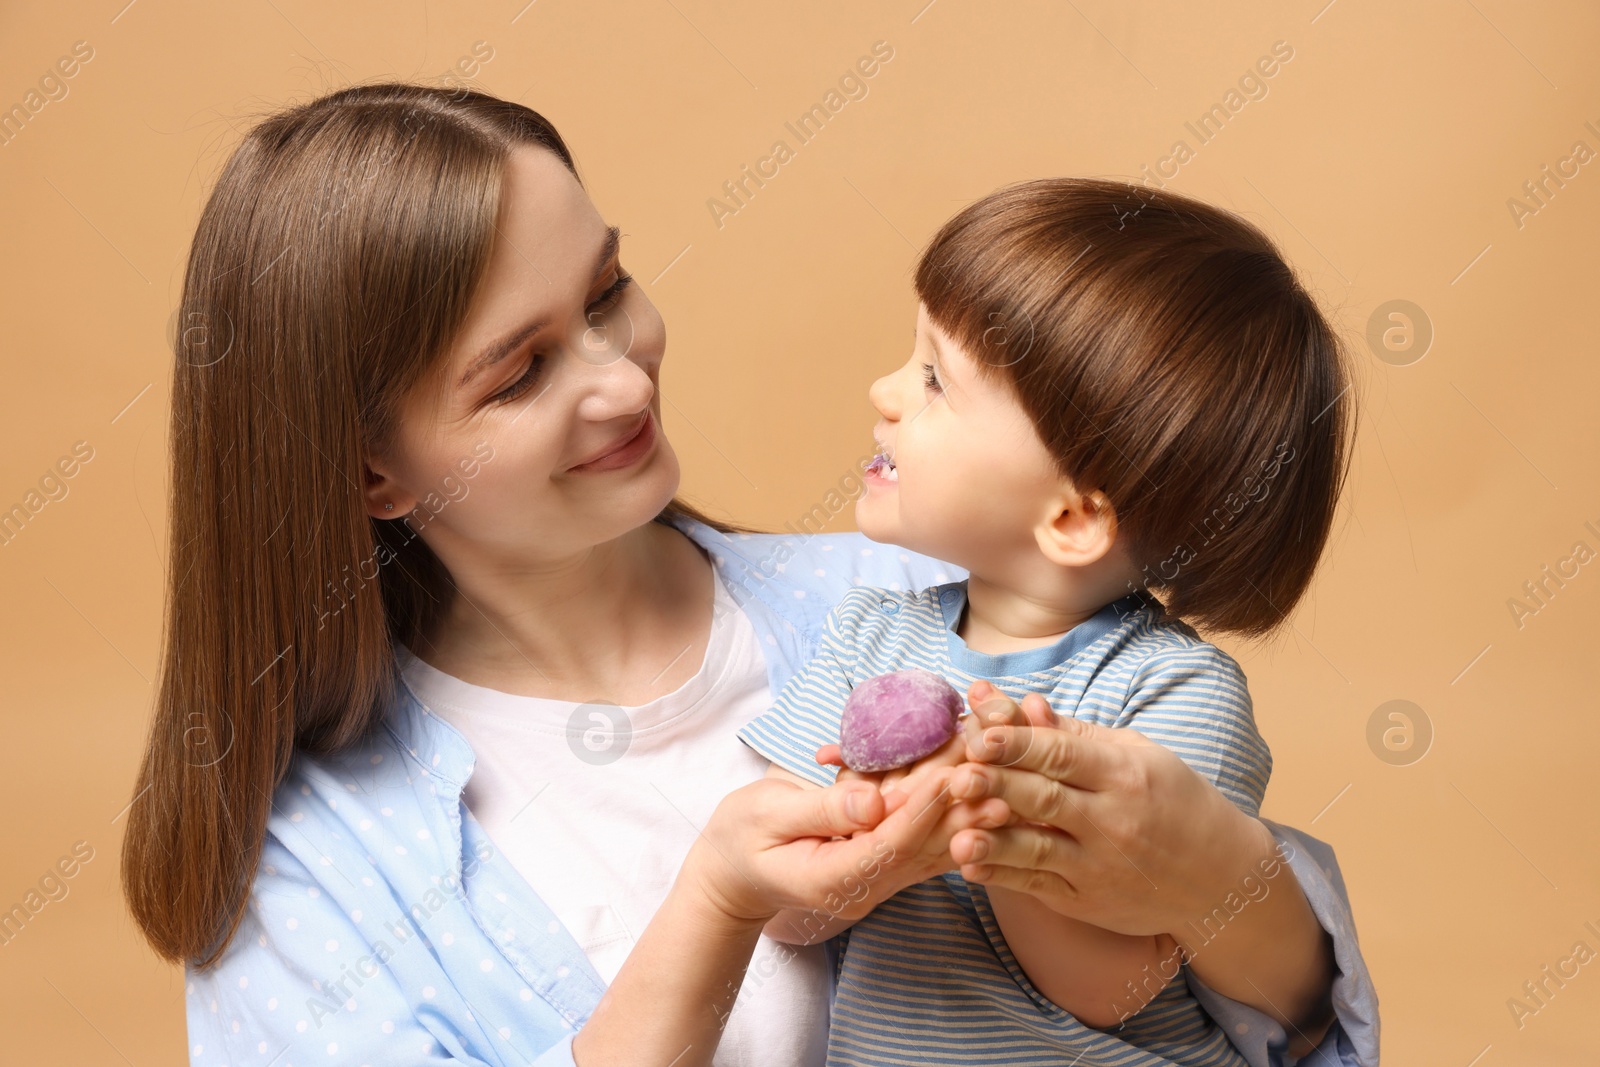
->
xmin=847 ymin=791 xmax=869 ymax=822
xmin=968 ymin=837 xmax=989 ymax=861
xmin=984 ymin=727 xmax=1004 ymax=748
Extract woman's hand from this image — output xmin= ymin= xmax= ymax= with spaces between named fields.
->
xmin=943 ymin=686 xmax=1336 ymax=1047
xmin=947 ymin=693 xmax=1273 ymax=936
xmin=687 ymin=766 xmax=1009 ymax=930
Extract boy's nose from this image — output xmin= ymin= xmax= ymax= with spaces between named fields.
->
xmin=868 ymin=370 xmax=900 ymax=421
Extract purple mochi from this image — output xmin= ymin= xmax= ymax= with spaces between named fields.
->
xmin=838 ymin=668 xmax=963 ymax=773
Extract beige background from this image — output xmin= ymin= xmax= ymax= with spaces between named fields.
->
xmin=2 ymin=0 xmax=1597 ymax=1062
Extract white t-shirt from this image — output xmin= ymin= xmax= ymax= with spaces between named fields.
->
xmin=396 ymin=565 xmax=829 ymax=1067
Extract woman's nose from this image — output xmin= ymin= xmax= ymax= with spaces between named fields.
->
xmin=574 ymin=345 xmax=656 ymax=422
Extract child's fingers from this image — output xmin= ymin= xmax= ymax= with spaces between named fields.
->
xmin=876 ymin=731 xmax=970 ymax=796
xmin=910 ymin=798 xmax=1011 ymax=865
xmin=875 ymin=767 xmax=957 ymax=842
xmin=935 ymin=798 xmax=1011 ymax=840
xmin=814 ymin=744 xmax=844 ymax=767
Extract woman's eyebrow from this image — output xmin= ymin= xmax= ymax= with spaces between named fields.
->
xmin=589 ymin=224 xmax=621 ymax=285
xmin=457 ymin=317 xmax=549 ymax=390
xmin=456 ymin=225 xmax=622 ymax=390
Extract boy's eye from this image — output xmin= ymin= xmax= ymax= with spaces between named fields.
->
xmin=921 ymin=362 xmax=942 ymax=393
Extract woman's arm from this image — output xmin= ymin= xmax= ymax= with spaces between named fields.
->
xmin=573 ymin=870 xmax=769 ymax=1065
xmin=1169 ymin=813 xmax=1336 ymax=1052
xmin=576 ymin=768 xmax=1007 ymax=1065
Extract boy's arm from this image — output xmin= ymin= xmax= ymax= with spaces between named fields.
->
xmin=977 ymin=646 xmax=1280 ymax=1029
xmin=985 ymin=884 xmax=1181 ymax=1029
xmin=964 ymin=691 xmax=1183 ymax=1027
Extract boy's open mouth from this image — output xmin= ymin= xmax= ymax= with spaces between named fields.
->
xmin=866 ymin=449 xmax=898 ymax=481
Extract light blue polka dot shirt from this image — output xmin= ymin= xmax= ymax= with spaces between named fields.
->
xmin=182 ymin=512 xmax=1377 ymax=1066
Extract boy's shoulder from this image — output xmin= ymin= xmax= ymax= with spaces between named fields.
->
xmin=828 ymin=579 xmax=956 ymax=617
xmin=1090 ymin=595 xmax=1245 ymax=674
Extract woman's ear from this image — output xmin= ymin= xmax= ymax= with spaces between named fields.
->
xmin=1033 ymin=485 xmax=1118 ymax=568
xmin=362 ymin=457 xmax=416 ymax=520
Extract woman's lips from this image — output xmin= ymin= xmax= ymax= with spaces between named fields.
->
xmin=569 ymin=412 xmax=657 ymax=473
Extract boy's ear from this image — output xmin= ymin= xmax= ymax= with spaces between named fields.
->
xmin=362 ymin=457 xmax=417 ymax=520
xmin=1033 ymin=485 xmax=1118 ymax=568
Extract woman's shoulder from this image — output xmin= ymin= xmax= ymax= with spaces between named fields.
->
xmin=185 ymin=696 xmax=514 ymax=1063
xmin=260 ymin=696 xmax=468 ymax=885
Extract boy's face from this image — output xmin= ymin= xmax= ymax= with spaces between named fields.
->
xmin=857 ymin=303 xmax=1070 ymax=573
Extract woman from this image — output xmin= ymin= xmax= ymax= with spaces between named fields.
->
xmin=122 ymin=83 xmax=1377 ymax=1066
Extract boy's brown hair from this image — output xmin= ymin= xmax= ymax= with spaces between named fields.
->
xmin=915 ymin=178 xmax=1352 ymax=637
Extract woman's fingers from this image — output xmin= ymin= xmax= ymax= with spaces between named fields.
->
xmin=1018 ymin=692 xmax=1060 ymax=728
xmin=964 ymin=716 xmax=1142 ymax=787
xmin=948 ymin=761 xmax=1100 ymax=837
xmin=966 ymin=679 xmax=1026 ymax=726
xmin=966 ymin=681 xmax=1060 ymax=729
xmin=760 ymin=778 xmax=885 ymax=839
xmin=957 ymin=861 xmax=1081 ymax=901
xmin=948 ymin=821 xmax=1083 ymax=872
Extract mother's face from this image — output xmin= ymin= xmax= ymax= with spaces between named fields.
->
xmin=363 ymin=146 xmax=679 ymax=568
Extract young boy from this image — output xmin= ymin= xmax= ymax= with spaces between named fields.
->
xmin=737 ymin=178 xmax=1351 ymax=1066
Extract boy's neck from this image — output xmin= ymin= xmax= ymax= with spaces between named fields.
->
xmin=956 ymin=571 xmax=1132 ymax=656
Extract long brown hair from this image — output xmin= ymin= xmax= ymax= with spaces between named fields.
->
xmin=916 ymin=178 xmax=1353 ymax=637
xmin=123 ymin=82 xmax=746 ymax=967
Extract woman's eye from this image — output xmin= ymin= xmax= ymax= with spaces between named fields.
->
xmin=921 ymin=362 xmax=942 ymax=393
xmin=493 ymin=272 xmax=633 ymax=405
xmin=494 ymin=354 xmax=544 ymax=404
xmin=587 ymin=270 xmax=633 ymax=318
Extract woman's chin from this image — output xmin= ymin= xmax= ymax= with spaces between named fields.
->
xmin=641 ymin=442 xmax=683 ymax=515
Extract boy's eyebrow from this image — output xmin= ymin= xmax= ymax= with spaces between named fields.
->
xmin=926 ymin=329 xmax=950 ymax=377
xmin=456 ymin=225 xmax=621 ymax=390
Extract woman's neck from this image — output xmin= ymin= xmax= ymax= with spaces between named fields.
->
xmin=412 ymin=519 xmax=715 ymax=705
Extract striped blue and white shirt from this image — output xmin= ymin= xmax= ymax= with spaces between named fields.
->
xmin=738 ymin=581 xmax=1277 ymax=1067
